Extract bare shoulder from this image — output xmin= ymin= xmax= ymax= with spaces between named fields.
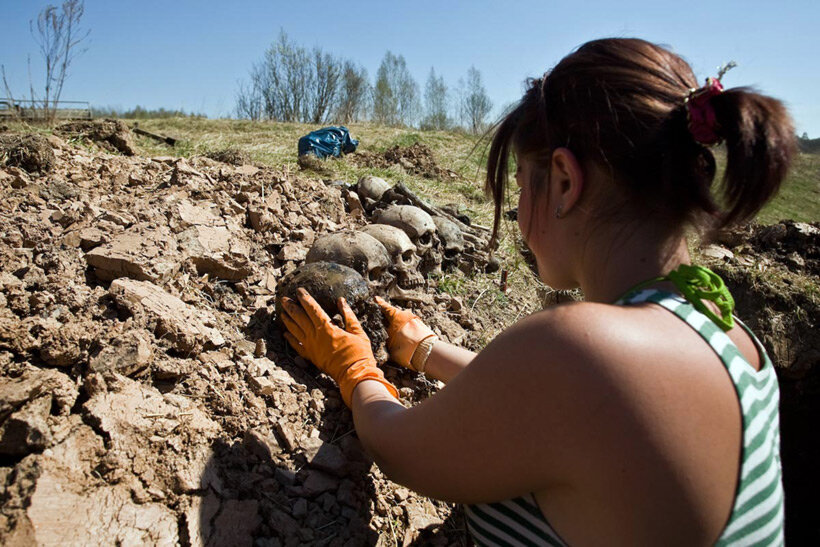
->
xmin=497 ymin=298 xmax=739 ymax=415
xmin=468 ymin=301 xmax=652 ymax=420
xmin=491 ymin=300 xmax=645 ymax=369
xmin=482 ymin=299 xmax=701 ymax=401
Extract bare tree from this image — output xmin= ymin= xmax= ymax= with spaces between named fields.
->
xmin=460 ymin=66 xmax=492 ymax=134
xmin=279 ymin=33 xmax=313 ymax=122
xmin=422 ymin=67 xmax=449 ymax=130
xmin=236 ymin=31 xmax=351 ymax=124
xmin=30 ymin=0 xmax=90 ymax=121
xmin=253 ymin=31 xmax=312 ymax=122
xmin=373 ymin=52 xmax=399 ymax=126
xmin=373 ymin=51 xmax=419 ymax=126
xmin=336 ymin=61 xmax=370 ymax=123
xmin=1 ymin=66 xmax=21 ymax=119
xmin=310 ymin=49 xmax=341 ymax=123
xmin=234 ymin=77 xmax=263 ymax=121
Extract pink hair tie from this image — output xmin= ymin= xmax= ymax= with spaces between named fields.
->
xmin=685 ymin=77 xmax=724 ymax=146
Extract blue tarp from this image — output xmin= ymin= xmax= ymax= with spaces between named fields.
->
xmin=297 ymin=126 xmax=358 ymax=159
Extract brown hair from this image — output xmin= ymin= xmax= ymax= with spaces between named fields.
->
xmin=486 ymin=38 xmax=796 ymax=241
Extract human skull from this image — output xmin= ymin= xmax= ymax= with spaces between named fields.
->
xmin=276 ymin=261 xmax=371 ymax=319
xmin=305 ymin=231 xmax=394 ymax=292
xmin=373 ymin=205 xmax=442 ymax=275
xmin=357 ymin=175 xmax=392 ymax=204
xmin=360 ymin=224 xmax=424 ymax=290
xmin=432 ymin=216 xmax=465 ymax=270
xmin=275 ymin=261 xmax=388 ymax=362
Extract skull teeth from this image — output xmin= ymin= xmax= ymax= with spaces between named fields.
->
xmin=398 ymin=278 xmax=425 ymax=290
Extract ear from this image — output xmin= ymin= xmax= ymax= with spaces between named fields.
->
xmin=549 ymin=147 xmax=584 ymax=215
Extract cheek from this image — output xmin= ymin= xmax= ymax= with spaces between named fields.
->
xmin=517 ymin=188 xmax=531 ymax=236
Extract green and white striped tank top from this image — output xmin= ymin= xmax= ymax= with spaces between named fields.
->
xmin=465 ymin=289 xmax=784 ymax=546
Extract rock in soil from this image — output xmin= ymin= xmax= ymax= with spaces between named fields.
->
xmin=110 ymin=278 xmax=226 ymax=353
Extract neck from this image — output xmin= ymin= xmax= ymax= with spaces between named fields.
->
xmin=576 ymin=222 xmax=691 ymax=304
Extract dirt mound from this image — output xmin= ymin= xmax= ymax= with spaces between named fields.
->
xmin=352 ymin=143 xmax=460 ymax=181
xmin=0 ymin=134 xmax=55 ymax=173
xmin=57 ymin=118 xmax=136 ymax=156
xmin=0 ymin=129 xmax=495 ymax=544
xmin=206 ymin=147 xmax=251 ymax=166
xmin=750 ymin=221 xmax=819 ymax=276
xmin=704 ymin=221 xmax=819 ymax=542
xmin=297 ymin=152 xmax=334 ymax=176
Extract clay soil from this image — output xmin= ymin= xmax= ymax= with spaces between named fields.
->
xmin=0 ymin=122 xmax=538 ymax=546
xmin=0 ymin=120 xmax=817 ymax=544
xmin=349 ymin=142 xmax=461 ymax=182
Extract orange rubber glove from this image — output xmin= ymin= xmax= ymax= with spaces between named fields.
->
xmin=375 ymin=296 xmax=438 ymax=372
xmin=281 ymin=288 xmax=398 ymax=408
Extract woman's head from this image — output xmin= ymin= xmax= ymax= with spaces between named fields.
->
xmin=487 ymin=38 xmax=795 ymax=262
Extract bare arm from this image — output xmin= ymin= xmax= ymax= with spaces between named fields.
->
xmin=423 ymin=340 xmax=476 ymax=383
xmin=349 ymin=304 xmax=612 ymax=503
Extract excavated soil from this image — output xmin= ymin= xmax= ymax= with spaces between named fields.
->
xmin=57 ymin=119 xmax=137 ymax=156
xmin=0 ymin=122 xmax=816 ymax=544
xmin=207 ymin=147 xmax=252 ymax=167
xmin=350 ymin=143 xmax=460 ymax=181
xmin=0 ymin=135 xmax=56 ymax=174
xmin=0 ymin=126 xmax=501 ymax=546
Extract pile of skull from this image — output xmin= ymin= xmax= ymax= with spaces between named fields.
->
xmin=278 ymin=175 xmax=495 ymax=320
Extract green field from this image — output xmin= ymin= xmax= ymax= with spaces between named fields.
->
xmin=758 ymin=152 xmax=819 ymax=224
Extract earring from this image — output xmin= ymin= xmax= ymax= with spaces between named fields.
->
xmin=555 ymin=205 xmax=563 ymax=219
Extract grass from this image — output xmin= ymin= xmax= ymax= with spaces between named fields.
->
xmin=711 ymin=148 xmax=818 ymax=224
xmin=758 ymin=153 xmax=819 ymax=224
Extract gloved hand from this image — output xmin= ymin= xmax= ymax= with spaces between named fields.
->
xmin=281 ymin=288 xmax=398 ymax=407
xmin=375 ymin=296 xmax=438 ymax=372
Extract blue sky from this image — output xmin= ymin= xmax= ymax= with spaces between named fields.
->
xmin=1 ymin=0 xmax=818 ymax=136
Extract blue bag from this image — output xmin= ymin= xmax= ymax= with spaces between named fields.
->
xmin=297 ymin=126 xmax=358 ymax=159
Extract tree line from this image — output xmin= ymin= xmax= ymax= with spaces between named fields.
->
xmin=235 ymin=32 xmax=493 ymax=134
xmin=90 ymin=105 xmax=206 ymax=119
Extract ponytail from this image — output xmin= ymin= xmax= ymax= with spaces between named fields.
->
xmin=712 ymin=89 xmax=796 ymax=227
xmin=485 ymin=39 xmax=797 ymax=240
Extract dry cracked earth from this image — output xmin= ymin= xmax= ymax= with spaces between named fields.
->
xmin=0 ymin=122 xmax=497 ymax=546
xmin=0 ymin=121 xmax=817 ymax=545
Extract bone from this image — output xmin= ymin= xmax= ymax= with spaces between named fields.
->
xmin=305 ymin=231 xmax=394 ymax=292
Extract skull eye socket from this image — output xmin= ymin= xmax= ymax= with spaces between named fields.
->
xmin=401 ymin=250 xmax=414 ymax=263
xmin=368 ymin=267 xmax=384 ymax=281
xmin=444 ymin=249 xmax=459 ymax=259
xmin=418 ymin=233 xmax=432 ymax=246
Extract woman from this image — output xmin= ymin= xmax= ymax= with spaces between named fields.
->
xmin=281 ymin=38 xmax=794 ymax=545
